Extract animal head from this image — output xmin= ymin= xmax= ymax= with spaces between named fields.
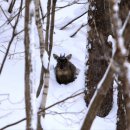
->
xmin=53 ymin=53 xmax=77 ymax=84
xmin=53 ymin=54 xmax=72 ymax=69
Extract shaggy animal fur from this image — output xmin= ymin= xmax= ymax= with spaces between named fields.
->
xmin=53 ymin=54 xmax=78 ymax=84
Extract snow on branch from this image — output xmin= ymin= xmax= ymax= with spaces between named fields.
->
xmin=107 ymin=35 xmax=116 ymax=56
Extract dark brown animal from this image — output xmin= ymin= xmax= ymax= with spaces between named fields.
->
xmin=53 ymin=54 xmax=78 ymax=84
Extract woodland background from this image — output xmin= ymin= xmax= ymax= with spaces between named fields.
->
xmin=0 ymin=0 xmax=130 ymax=130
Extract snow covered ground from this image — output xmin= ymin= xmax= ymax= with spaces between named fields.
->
xmin=0 ymin=0 xmax=117 ymax=130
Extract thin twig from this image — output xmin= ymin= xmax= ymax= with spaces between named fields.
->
xmin=7 ymin=6 xmax=25 ymax=25
xmin=0 ymin=118 xmax=26 ymax=130
xmin=70 ymin=23 xmax=87 ymax=37
xmin=0 ymin=0 xmax=23 ymax=75
xmin=39 ymin=0 xmax=44 ymax=22
xmin=38 ymin=91 xmax=84 ymax=114
xmin=0 ymin=6 xmax=13 ymax=28
xmin=0 ymin=91 xmax=84 ymax=130
xmin=60 ymin=11 xmax=87 ymax=30
xmin=56 ymin=0 xmax=80 ymax=9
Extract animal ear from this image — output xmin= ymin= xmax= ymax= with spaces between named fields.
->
xmin=66 ymin=54 xmax=72 ymax=60
xmin=53 ymin=54 xmax=59 ymax=60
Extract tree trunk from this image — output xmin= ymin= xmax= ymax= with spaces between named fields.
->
xmin=116 ymin=80 xmax=127 ymax=130
xmin=24 ymin=0 xmax=37 ymax=129
xmin=116 ymin=1 xmax=130 ymax=129
xmin=85 ymin=0 xmax=113 ymax=117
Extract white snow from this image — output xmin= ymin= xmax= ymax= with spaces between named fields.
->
xmin=124 ymin=61 xmax=130 ymax=87
xmin=43 ymin=50 xmax=49 ymax=69
xmin=113 ymin=3 xmax=119 ymax=12
xmin=107 ymin=35 xmax=116 ymax=56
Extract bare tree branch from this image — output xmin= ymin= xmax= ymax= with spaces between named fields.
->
xmin=0 ymin=91 xmax=84 ymax=130
xmin=38 ymin=91 xmax=84 ymax=115
xmin=70 ymin=23 xmax=87 ymax=37
xmin=0 ymin=0 xmax=23 ymax=75
xmin=39 ymin=0 xmax=44 ymax=22
xmin=56 ymin=0 xmax=80 ymax=9
xmin=7 ymin=6 xmax=25 ymax=25
xmin=60 ymin=11 xmax=87 ymax=30
xmin=8 ymin=0 xmax=16 ymax=13
xmin=0 ymin=6 xmax=13 ymax=28
xmin=0 ymin=118 xmax=26 ymax=130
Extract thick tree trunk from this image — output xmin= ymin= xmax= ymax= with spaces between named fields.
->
xmin=85 ymin=0 xmax=113 ymax=117
xmin=116 ymin=1 xmax=130 ymax=129
xmin=116 ymin=80 xmax=127 ymax=130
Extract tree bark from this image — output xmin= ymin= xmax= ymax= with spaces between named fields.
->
xmin=116 ymin=79 xmax=127 ymax=130
xmin=24 ymin=1 xmax=31 ymax=129
xmin=24 ymin=0 xmax=37 ymax=129
xmin=48 ymin=0 xmax=57 ymax=59
xmin=45 ymin=0 xmax=51 ymax=52
xmin=82 ymin=62 xmax=114 ymax=130
xmin=116 ymin=0 xmax=130 ymax=129
xmin=85 ymin=0 xmax=113 ymax=117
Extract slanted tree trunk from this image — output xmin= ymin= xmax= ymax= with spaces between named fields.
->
xmin=85 ymin=0 xmax=113 ymax=117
